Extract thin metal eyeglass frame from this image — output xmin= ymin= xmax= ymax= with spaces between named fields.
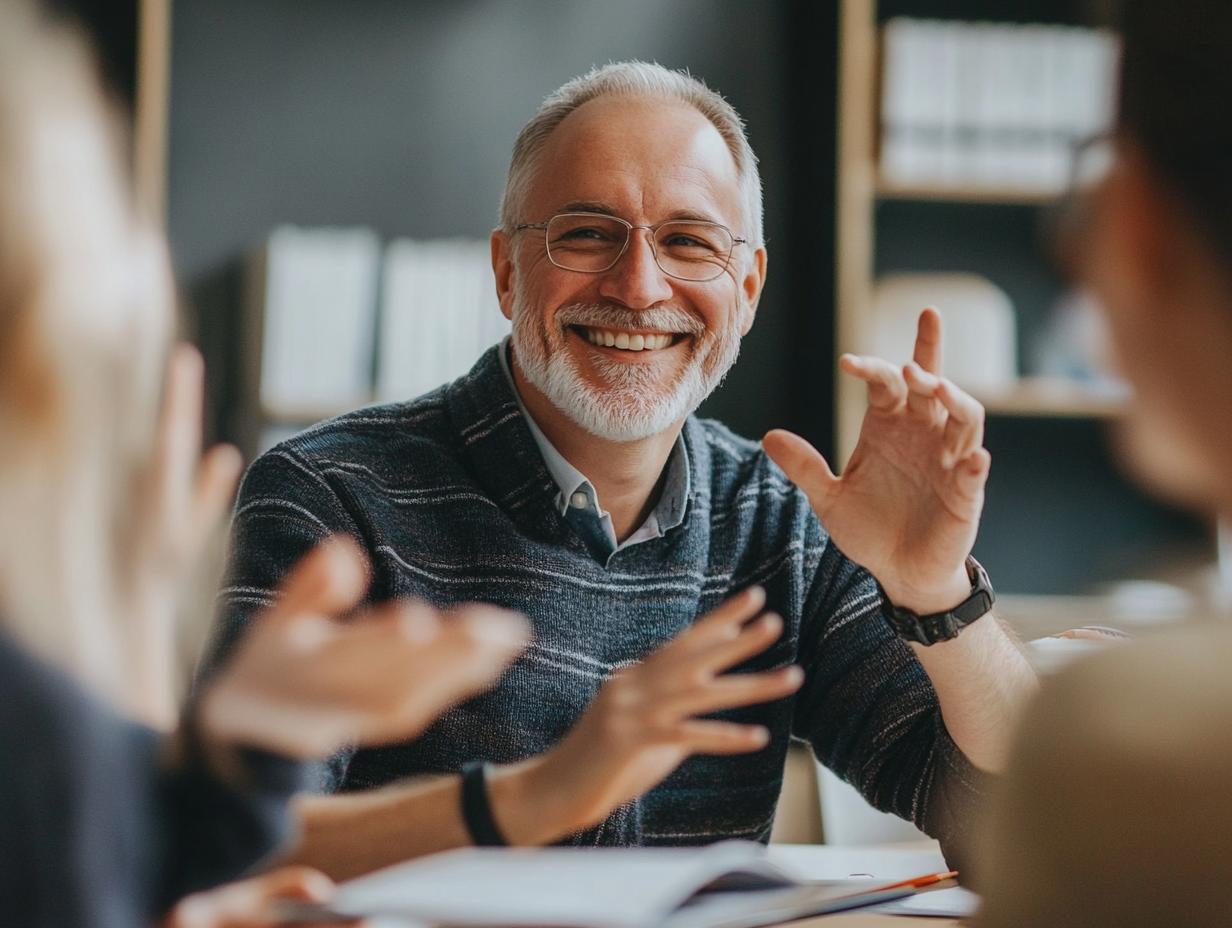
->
xmin=512 ymin=211 xmax=748 ymax=282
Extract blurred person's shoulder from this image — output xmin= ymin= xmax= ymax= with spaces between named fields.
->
xmin=0 ymin=628 xmax=152 ymax=816
xmin=0 ymin=630 xmax=109 ymax=753
xmin=1036 ymin=623 xmax=1232 ymax=729
xmin=976 ymin=624 xmax=1232 ymax=928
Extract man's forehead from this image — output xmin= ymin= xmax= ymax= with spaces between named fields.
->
xmin=526 ymin=95 xmax=743 ymax=225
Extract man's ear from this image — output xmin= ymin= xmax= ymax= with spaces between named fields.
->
xmin=491 ymin=229 xmax=515 ymax=322
xmin=738 ymin=246 xmax=768 ymax=336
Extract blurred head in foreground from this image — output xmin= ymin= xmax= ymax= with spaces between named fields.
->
xmin=0 ymin=2 xmax=172 ymax=705
xmin=1081 ymin=1 xmax=1232 ymax=513
xmin=977 ymin=3 xmax=1232 ymax=926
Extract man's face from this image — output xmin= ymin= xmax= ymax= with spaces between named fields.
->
xmin=493 ymin=96 xmax=766 ymax=442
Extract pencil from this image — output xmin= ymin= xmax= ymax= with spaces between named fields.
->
xmin=874 ymin=870 xmax=959 ymax=892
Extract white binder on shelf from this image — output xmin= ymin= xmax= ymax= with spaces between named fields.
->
xmin=248 ymin=225 xmax=380 ymax=421
xmin=376 ymin=238 xmax=508 ymax=403
xmin=878 ymin=19 xmax=1120 ymax=195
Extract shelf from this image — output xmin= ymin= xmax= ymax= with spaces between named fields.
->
xmin=972 ymin=378 xmax=1129 ymax=418
xmin=875 ymin=177 xmax=1062 ymax=207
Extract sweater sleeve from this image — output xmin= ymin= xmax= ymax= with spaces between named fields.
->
xmin=791 ymin=532 xmax=989 ymax=868
xmin=152 ymin=721 xmax=310 ymax=912
xmin=197 ymin=444 xmax=367 ymax=792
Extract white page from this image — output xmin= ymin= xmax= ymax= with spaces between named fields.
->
xmin=328 ymin=841 xmax=796 ymax=928
xmin=875 ymin=886 xmax=980 ymax=917
xmin=765 ymin=843 xmax=948 ymax=881
xmin=664 ymin=883 xmax=908 ymax=928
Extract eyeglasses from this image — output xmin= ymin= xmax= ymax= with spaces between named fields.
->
xmin=513 ymin=211 xmax=747 ymax=282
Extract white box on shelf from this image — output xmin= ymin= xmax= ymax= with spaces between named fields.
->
xmin=865 ymin=273 xmax=1017 ymax=392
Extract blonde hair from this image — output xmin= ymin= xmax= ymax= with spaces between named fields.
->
xmin=0 ymin=4 xmax=171 ymax=711
xmin=499 ymin=61 xmax=764 ymax=247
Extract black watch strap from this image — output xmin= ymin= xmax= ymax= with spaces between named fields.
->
xmin=879 ymin=556 xmax=995 ymax=646
xmin=460 ymin=760 xmax=509 ymax=846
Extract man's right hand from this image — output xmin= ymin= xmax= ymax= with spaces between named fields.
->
xmin=493 ymin=587 xmax=802 ymax=843
xmin=199 ymin=536 xmax=530 ymax=760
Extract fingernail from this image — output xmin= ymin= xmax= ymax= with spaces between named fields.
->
xmin=784 ymin=665 xmax=804 ymax=686
xmin=751 ymin=726 xmax=770 ymax=746
xmin=463 ymin=608 xmax=531 ymax=646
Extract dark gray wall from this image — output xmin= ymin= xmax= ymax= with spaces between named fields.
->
xmin=167 ymin=0 xmax=803 ymax=446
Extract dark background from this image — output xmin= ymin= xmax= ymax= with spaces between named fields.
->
xmin=58 ymin=0 xmax=1209 ymax=594
xmin=161 ymin=0 xmax=835 ymax=460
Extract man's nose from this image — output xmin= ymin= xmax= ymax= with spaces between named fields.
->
xmin=597 ymin=228 xmax=674 ymax=309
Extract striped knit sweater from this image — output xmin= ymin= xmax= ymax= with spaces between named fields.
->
xmin=204 ymin=345 xmax=985 ymax=859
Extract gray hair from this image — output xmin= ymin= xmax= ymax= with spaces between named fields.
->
xmin=499 ymin=61 xmax=764 ymax=247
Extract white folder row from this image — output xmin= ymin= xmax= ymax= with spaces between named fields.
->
xmin=253 ymin=225 xmax=382 ymax=419
xmin=377 ymin=237 xmax=509 ymax=404
xmin=248 ymin=227 xmax=509 ymax=424
xmin=880 ymin=18 xmax=1120 ymax=193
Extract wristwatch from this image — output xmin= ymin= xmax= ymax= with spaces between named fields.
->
xmin=879 ymin=556 xmax=995 ymax=645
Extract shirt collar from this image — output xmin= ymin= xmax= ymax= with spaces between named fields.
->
xmin=496 ymin=336 xmax=690 ymax=546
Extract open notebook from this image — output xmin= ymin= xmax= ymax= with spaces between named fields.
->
xmin=277 ymin=840 xmax=937 ymax=928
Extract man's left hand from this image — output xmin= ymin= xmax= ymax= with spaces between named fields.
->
xmin=764 ymin=308 xmax=988 ymax=613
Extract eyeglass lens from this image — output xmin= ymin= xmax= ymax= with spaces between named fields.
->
xmin=545 ymin=213 xmax=734 ymax=281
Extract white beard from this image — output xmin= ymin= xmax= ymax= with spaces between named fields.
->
xmin=510 ymin=288 xmax=744 ymax=443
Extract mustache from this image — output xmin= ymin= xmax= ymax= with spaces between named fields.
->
xmin=555 ymin=303 xmax=705 ymax=337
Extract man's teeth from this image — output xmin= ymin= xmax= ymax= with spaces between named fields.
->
xmin=582 ymin=328 xmax=674 ymax=351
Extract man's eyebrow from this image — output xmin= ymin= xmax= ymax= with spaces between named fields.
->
xmin=663 ymin=208 xmax=724 ymax=224
xmin=560 ymin=201 xmax=621 ymax=216
xmin=559 ymin=202 xmax=726 ymax=225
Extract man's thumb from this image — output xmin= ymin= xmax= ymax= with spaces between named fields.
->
xmin=762 ymin=430 xmax=838 ymax=510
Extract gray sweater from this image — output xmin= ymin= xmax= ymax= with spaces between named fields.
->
xmin=204 ymin=345 xmax=985 ymax=859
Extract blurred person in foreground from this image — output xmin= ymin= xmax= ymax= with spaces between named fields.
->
xmin=205 ymin=58 xmax=1038 ymax=878
xmin=975 ymin=3 xmax=1232 ymax=927
xmin=0 ymin=5 xmax=528 ymax=927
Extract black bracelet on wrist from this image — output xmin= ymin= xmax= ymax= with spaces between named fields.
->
xmin=460 ymin=760 xmax=508 ymax=847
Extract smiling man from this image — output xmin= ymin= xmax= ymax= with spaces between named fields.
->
xmin=204 ymin=62 xmax=1036 ymax=879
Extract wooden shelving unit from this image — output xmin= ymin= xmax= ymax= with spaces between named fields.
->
xmin=835 ymin=0 xmax=879 ymax=462
xmin=973 ymin=378 xmax=1127 ymax=419
xmin=832 ymin=1 xmax=1217 ymax=600
xmin=134 ymin=0 xmax=171 ymax=226
xmin=875 ymin=178 xmax=1061 ymax=207
xmin=834 ymin=0 xmax=1116 ymax=457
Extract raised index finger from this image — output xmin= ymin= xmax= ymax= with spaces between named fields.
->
xmin=912 ymin=307 xmax=943 ymax=375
